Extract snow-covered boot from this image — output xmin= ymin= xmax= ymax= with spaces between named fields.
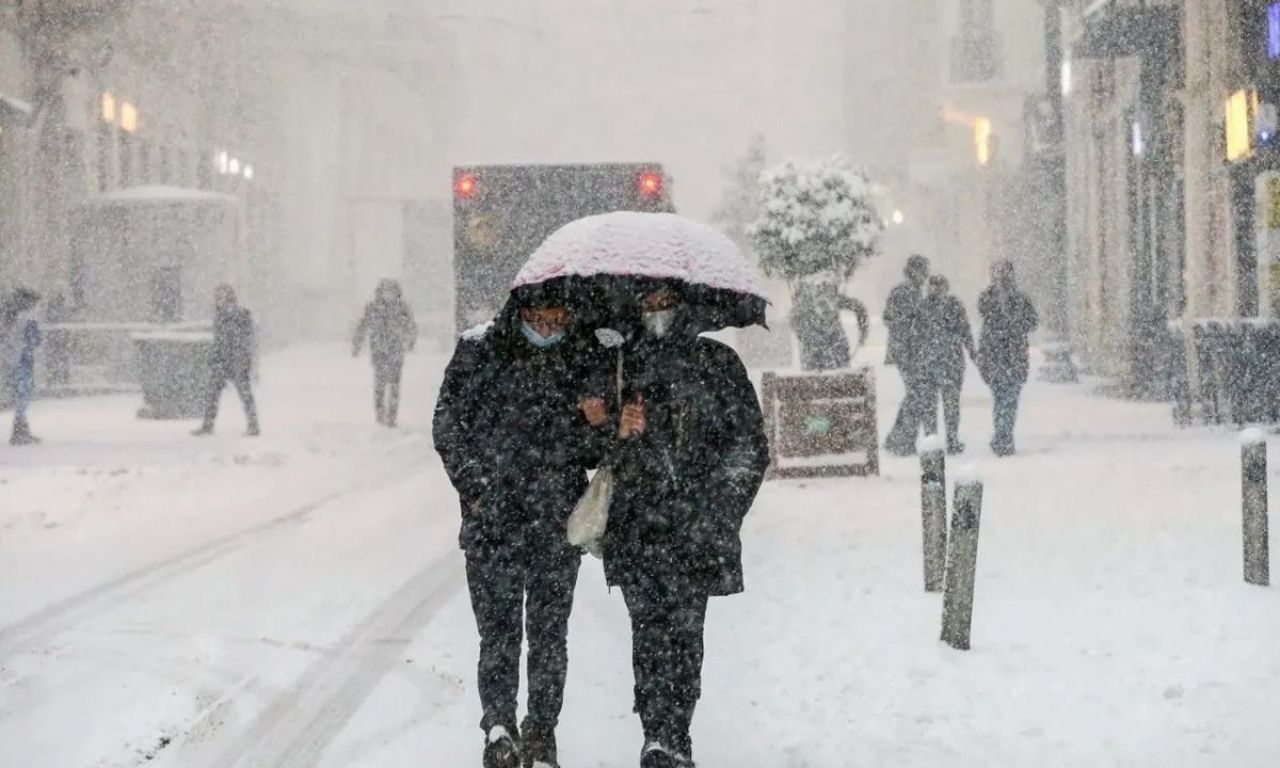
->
xmin=521 ymin=723 xmax=558 ymax=768
xmin=484 ymin=725 xmax=521 ymax=768
xmin=641 ymin=742 xmax=677 ymax=768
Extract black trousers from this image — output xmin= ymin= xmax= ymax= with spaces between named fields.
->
xmin=924 ymin=376 xmax=962 ymax=444
xmin=202 ymin=369 xmax=258 ymax=430
xmin=465 ymin=544 xmax=581 ymax=734
xmin=373 ymin=356 xmax=404 ymax=423
xmin=887 ymin=366 xmax=935 ymax=450
xmin=623 ymin=580 xmax=710 ymax=756
xmin=991 ymin=382 xmax=1022 ymax=452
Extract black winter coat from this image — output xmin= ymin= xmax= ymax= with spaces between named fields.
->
xmin=433 ymin=311 xmax=608 ymax=556
xmin=922 ymin=294 xmax=975 ymax=384
xmin=354 ymin=299 xmax=417 ymax=362
xmin=602 ymin=335 xmax=770 ymax=597
xmin=211 ymin=306 xmax=254 ymax=377
xmin=977 ymin=284 xmax=1038 ymax=388
xmin=884 ymin=281 xmax=926 ymax=370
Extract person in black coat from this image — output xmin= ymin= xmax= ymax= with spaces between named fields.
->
xmin=602 ymin=281 xmax=770 ymax=768
xmin=194 ymin=284 xmax=259 ymax=437
xmin=883 ymin=254 xmax=931 ymax=455
xmin=977 ymin=261 xmax=1039 ymax=456
xmin=353 ymin=279 xmax=418 ymax=427
xmin=920 ymin=275 xmax=975 ymax=454
xmin=433 ymin=286 xmax=609 ymax=768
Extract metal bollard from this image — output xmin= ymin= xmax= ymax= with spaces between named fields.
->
xmin=1241 ymin=429 xmax=1270 ymax=587
xmin=919 ymin=435 xmax=948 ymax=593
xmin=941 ymin=475 xmax=984 ymax=651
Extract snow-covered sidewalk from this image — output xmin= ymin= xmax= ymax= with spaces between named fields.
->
xmin=1 ymin=342 xmax=1277 ymax=767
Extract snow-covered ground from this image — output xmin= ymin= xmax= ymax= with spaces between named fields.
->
xmin=1 ymin=341 xmax=1278 ymax=767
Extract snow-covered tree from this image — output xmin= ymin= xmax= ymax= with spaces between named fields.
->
xmin=750 ymin=154 xmax=882 ymax=281
xmin=711 ymin=134 xmax=767 ymax=257
xmin=750 ymin=155 xmax=882 ymax=371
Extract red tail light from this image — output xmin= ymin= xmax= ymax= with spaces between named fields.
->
xmin=638 ymin=171 xmax=663 ymax=198
xmin=454 ymin=173 xmax=478 ymax=199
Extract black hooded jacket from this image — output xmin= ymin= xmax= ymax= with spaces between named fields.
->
xmin=433 ymin=300 xmax=609 ymax=555
xmin=977 ymin=282 xmax=1038 ymax=388
xmin=601 ymin=330 xmax=770 ymax=597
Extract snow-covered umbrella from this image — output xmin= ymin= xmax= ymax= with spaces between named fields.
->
xmin=512 ymin=211 xmax=769 ymax=332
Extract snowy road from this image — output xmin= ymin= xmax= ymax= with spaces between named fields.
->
xmin=2 ymin=342 xmax=1279 ymax=767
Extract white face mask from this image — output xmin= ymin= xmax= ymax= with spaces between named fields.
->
xmin=642 ymin=309 xmax=678 ymax=338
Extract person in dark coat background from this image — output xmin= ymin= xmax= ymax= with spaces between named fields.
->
xmin=602 ymin=281 xmax=770 ymax=768
xmin=921 ymin=275 xmax=975 ymax=454
xmin=3 ymin=287 xmax=43 ymax=446
xmin=977 ymin=260 xmax=1039 ymax=457
xmin=433 ymin=285 xmax=609 ymax=768
xmin=883 ymin=254 xmax=931 ymax=455
xmin=193 ymin=284 xmax=259 ymax=437
xmin=353 ymin=278 xmax=417 ymax=427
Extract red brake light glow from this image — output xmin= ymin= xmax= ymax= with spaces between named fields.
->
xmin=455 ymin=173 xmax=478 ymax=199
xmin=638 ymin=172 xmax=663 ymax=197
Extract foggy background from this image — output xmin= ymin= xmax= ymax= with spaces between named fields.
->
xmin=1 ymin=0 xmax=1050 ymax=347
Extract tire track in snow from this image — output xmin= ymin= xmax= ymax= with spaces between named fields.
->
xmin=0 ymin=460 xmax=422 ymax=661
xmin=191 ymin=551 xmax=464 ymax=768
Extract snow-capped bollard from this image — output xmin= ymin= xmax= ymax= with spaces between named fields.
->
xmin=1240 ymin=429 xmax=1270 ymax=587
xmin=941 ymin=470 xmax=984 ymax=651
xmin=919 ymin=435 xmax=948 ymax=593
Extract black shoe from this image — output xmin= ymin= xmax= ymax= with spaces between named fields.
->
xmin=246 ymin=424 xmax=261 ymax=437
xmin=521 ymin=723 xmax=558 ymax=768
xmin=484 ymin=726 xmax=521 ymax=768
xmin=991 ymin=439 xmax=1015 ymax=457
xmin=641 ymin=742 xmax=677 ymax=768
xmin=947 ymin=439 xmax=965 ymax=455
xmin=192 ymin=425 xmax=214 ymax=437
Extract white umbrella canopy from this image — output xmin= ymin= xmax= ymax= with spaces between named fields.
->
xmin=513 ymin=212 xmax=769 ymax=330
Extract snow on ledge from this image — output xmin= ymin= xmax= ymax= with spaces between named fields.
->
xmin=952 ymin=464 xmax=983 ymax=487
xmin=1240 ymin=427 xmax=1268 ymax=446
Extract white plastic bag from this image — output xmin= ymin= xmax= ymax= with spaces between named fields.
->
xmin=567 ymin=467 xmax=614 ymax=556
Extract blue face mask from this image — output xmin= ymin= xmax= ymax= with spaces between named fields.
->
xmin=521 ymin=321 xmax=565 ymax=348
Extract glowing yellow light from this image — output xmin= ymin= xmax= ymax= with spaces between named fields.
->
xmin=975 ymin=117 xmax=993 ymax=166
xmin=101 ymin=92 xmax=116 ymax=123
xmin=1227 ymin=89 xmax=1255 ymax=162
xmin=121 ymin=102 xmax=138 ymax=133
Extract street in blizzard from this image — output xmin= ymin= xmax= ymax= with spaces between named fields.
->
xmin=1 ymin=3 xmax=1279 ymax=768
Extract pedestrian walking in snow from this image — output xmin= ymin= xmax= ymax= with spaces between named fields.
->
xmin=3 ymin=287 xmax=43 ymax=446
xmin=602 ymin=281 xmax=770 ymax=768
xmin=921 ymin=275 xmax=975 ymax=454
xmin=883 ymin=255 xmax=932 ymax=455
xmin=353 ymin=279 xmax=417 ymax=427
xmin=193 ymin=285 xmax=259 ymax=437
xmin=433 ymin=285 xmax=610 ymax=768
xmin=977 ymin=261 xmax=1038 ymax=457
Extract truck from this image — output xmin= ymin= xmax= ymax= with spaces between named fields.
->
xmin=451 ymin=162 xmax=675 ymax=331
